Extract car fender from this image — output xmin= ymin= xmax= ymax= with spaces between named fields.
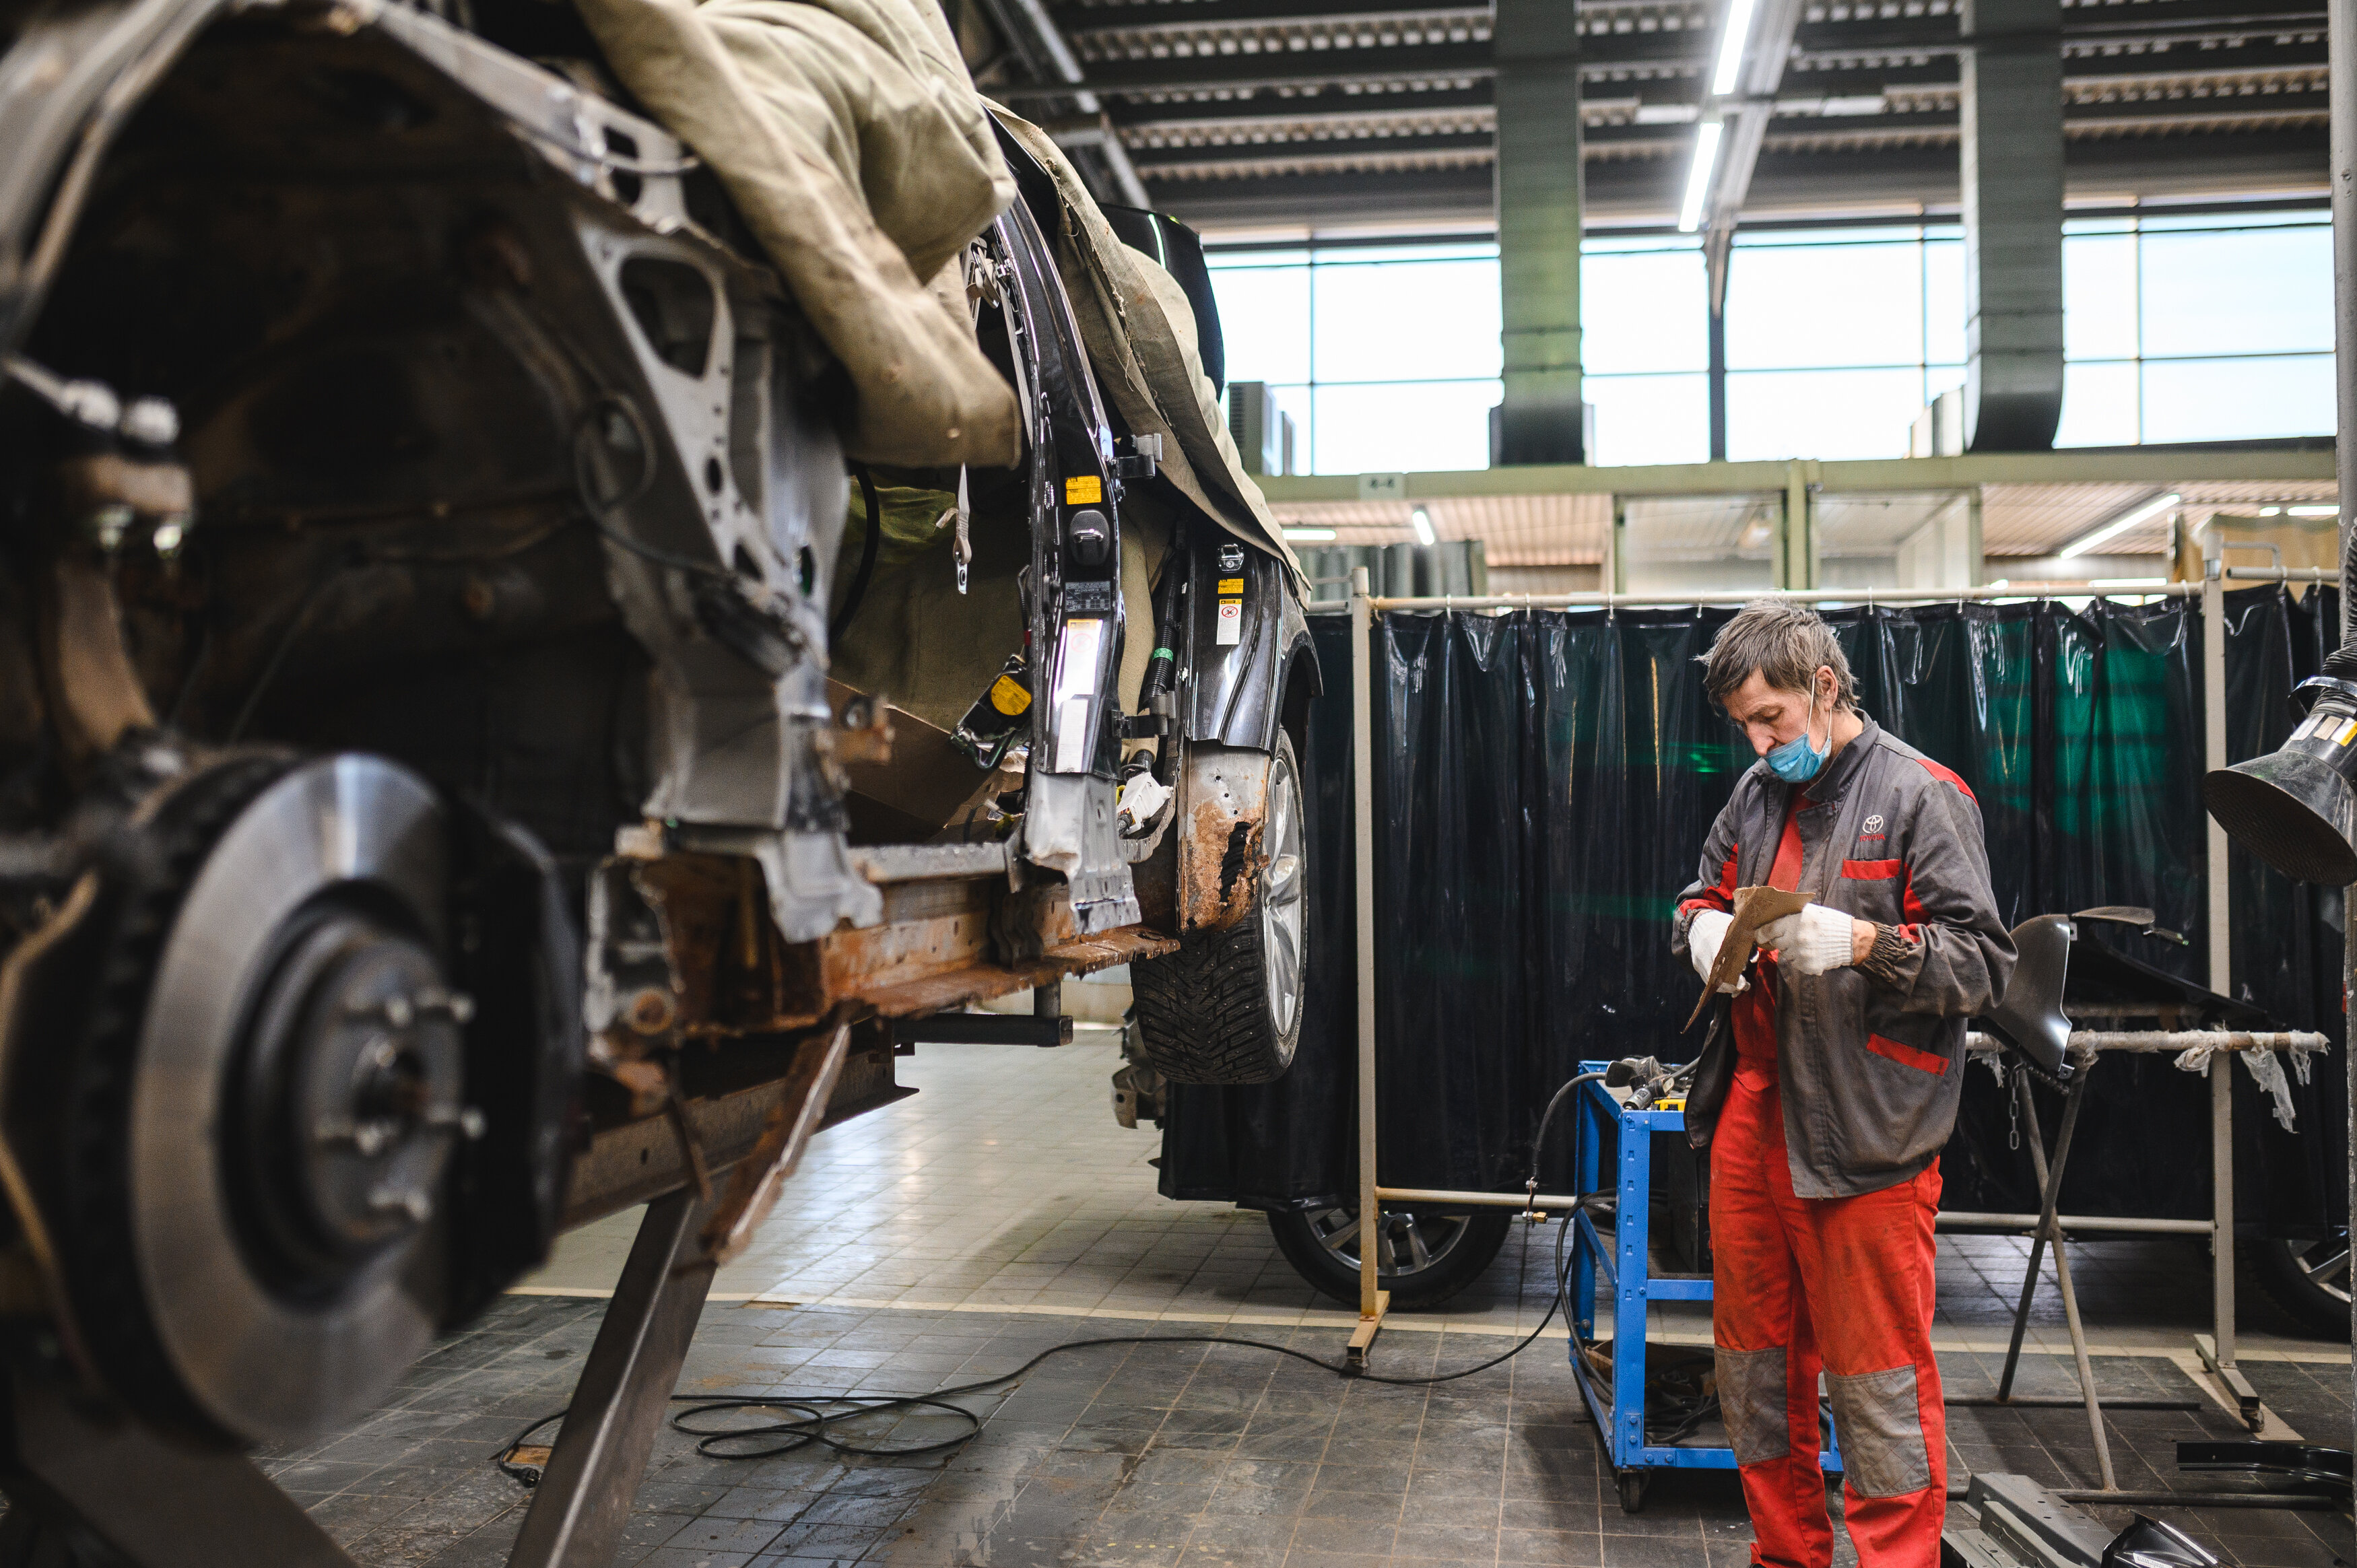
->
xmin=1170 ymin=542 xmax=1318 ymax=932
xmin=1183 ymin=539 xmax=1318 ymax=753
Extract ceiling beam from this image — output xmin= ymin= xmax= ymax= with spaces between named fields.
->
xmin=1107 ymin=85 xmax=1498 ymax=125
xmin=1143 ymin=125 xmax=2325 ymax=232
xmin=996 ymin=21 xmax=2323 ymax=99
xmin=1051 ymin=0 xmax=2313 ymax=33
xmin=974 ymin=0 xmax=1154 ymax=204
xmin=1050 ymin=0 xmax=1477 ymax=23
xmin=1126 ymin=97 xmax=2328 ymax=176
xmin=989 ymin=40 xmax=1496 ymax=96
xmin=1131 ymin=131 xmax=1495 ymax=167
xmin=1102 ymin=46 xmax=2326 ymax=129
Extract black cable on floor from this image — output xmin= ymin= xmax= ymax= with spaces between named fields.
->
xmin=496 ymin=1068 xmax=1628 ymax=1487
xmin=498 ymin=1250 xmax=1583 ymax=1488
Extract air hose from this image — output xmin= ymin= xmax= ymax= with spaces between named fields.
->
xmin=494 ymin=1055 xmax=1680 ymax=1482
xmin=830 ymin=463 xmax=882 ymax=643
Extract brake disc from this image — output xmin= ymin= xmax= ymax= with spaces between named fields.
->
xmin=55 ymin=753 xmax=463 ymax=1446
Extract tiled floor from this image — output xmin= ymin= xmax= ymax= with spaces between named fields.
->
xmin=263 ymin=1040 xmax=2351 ymax=1567
xmin=527 ymin=1041 xmax=2346 ymax=1373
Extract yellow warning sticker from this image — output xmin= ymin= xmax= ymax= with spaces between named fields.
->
xmin=1064 ymin=475 xmax=1102 ymax=506
xmin=1218 ymin=578 xmax=1245 ymax=594
xmin=2335 ymin=717 xmax=2357 ymax=747
xmin=989 ymin=674 xmax=1033 ymax=716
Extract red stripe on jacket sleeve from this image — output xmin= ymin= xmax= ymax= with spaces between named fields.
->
xmin=1911 ymin=755 xmax=1977 ymax=803
xmin=1678 ymin=850 xmax=1740 ymax=915
xmin=1901 ymin=864 xmax=1928 ymax=925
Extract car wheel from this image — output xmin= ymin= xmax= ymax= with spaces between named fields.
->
xmin=1267 ymin=1204 xmax=1513 ymax=1311
xmin=2253 ymin=1230 xmax=2351 ymax=1339
xmin=1130 ymin=730 xmax=1306 ymax=1085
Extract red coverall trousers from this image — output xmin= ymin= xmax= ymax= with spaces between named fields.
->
xmin=1712 ymin=1066 xmax=1946 ymax=1567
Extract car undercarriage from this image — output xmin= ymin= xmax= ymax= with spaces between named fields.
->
xmin=0 ymin=0 xmax=1315 ymax=1559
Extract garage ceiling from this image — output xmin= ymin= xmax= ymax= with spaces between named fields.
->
xmin=956 ymin=0 xmax=2327 ymax=232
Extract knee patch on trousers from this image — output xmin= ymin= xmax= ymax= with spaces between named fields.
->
xmin=1826 ymin=1365 xmax=1931 ymax=1497
xmin=1715 ymin=1346 xmax=1791 ymax=1466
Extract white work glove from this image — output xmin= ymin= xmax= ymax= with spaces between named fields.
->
xmin=1758 ymin=904 xmax=1863 ymax=976
xmin=1685 ymin=908 xmax=1748 ymax=994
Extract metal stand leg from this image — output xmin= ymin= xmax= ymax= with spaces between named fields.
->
xmin=2193 ymin=1054 xmax=2271 ymax=1432
xmin=508 ymin=1188 xmax=716 ymax=1568
xmin=1346 ymin=566 xmax=1387 ymax=1370
xmin=0 ymin=1371 xmax=356 ymax=1568
xmin=1993 ymin=1058 xmax=2116 ymax=1492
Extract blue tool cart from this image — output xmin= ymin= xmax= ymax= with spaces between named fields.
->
xmin=1566 ymin=1062 xmax=1844 ymax=1513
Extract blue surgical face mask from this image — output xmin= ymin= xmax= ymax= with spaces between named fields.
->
xmin=1764 ymin=685 xmax=1830 ymax=783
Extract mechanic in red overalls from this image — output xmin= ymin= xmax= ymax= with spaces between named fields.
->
xmin=1672 ymin=602 xmax=2014 ymax=1568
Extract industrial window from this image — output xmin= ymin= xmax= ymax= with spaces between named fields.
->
xmin=1583 ymin=234 xmax=1710 ymax=467
xmin=2055 ymin=212 xmax=2332 ymax=448
xmin=1207 ymin=241 xmax=1502 ymax=475
xmin=1721 ymin=224 xmax=1966 ymax=463
xmin=1207 ymin=209 xmax=2329 ymax=473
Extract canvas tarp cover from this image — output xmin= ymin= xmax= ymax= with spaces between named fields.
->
xmin=576 ymin=0 xmax=1022 ymax=468
xmin=988 ymin=110 xmax=1303 ymax=589
xmin=1162 ymin=591 xmax=2349 ymax=1237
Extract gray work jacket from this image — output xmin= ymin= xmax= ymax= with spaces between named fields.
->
xmin=1671 ymin=716 xmax=2016 ymax=1199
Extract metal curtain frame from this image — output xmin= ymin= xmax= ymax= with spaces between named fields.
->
xmin=1343 ymin=565 xmax=2323 ymax=1421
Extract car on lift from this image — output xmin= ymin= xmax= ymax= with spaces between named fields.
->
xmin=0 ymin=0 xmax=1311 ymax=1556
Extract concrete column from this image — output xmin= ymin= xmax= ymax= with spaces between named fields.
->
xmin=1494 ymin=0 xmax=1585 ymax=465
xmin=1960 ymin=0 xmax=2065 ymax=450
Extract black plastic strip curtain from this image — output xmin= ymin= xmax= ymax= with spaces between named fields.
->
xmin=1160 ymin=590 xmax=2348 ymax=1231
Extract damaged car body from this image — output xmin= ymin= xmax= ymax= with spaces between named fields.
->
xmin=0 ymin=0 xmax=1313 ymax=1560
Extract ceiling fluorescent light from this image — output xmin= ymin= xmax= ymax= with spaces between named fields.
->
xmin=2288 ymin=504 xmax=2339 ymax=517
xmin=1409 ymin=508 xmax=1436 ymax=547
xmin=1678 ymin=120 xmax=1724 ymax=234
xmin=1712 ymin=0 xmax=1761 ymax=95
xmin=1283 ymin=527 xmax=1337 ymax=542
xmin=2059 ymin=492 xmax=2180 ymax=559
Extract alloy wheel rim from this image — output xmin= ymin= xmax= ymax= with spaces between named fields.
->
xmin=1259 ymin=745 xmax=1305 ymax=1039
xmin=2288 ymin=1233 xmax=2352 ymax=1304
xmin=1304 ymin=1206 xmax=1472 ymax=1278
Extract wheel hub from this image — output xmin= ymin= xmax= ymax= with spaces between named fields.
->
xmin=233 ymin=914 xmax=467 ymax=1294
xmin=52 ymin=753 xmax=466 ymax=1445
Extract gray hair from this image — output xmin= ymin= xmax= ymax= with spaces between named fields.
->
xmin=1699 ymin=601 xmax=1859 ymax=712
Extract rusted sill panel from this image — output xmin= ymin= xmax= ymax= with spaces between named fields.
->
xmin=562 ymin=1077 xmax=790 ymax=1229
xmin=561 ymin=1051 xmax=925 ymax=1230
xmin=562 ymin=928 xmax=1181 ymax=1228
xmin=816 ymin=877 xmax=994 ymax=1000
xmin=849 ymin=926 xmax=1181 ymax=1019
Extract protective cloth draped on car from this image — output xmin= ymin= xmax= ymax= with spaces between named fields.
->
xmin=986 ymin=109 xmax=1306 ymax=591
xmin=573 ymin=0 xmax=1022 ymax=469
